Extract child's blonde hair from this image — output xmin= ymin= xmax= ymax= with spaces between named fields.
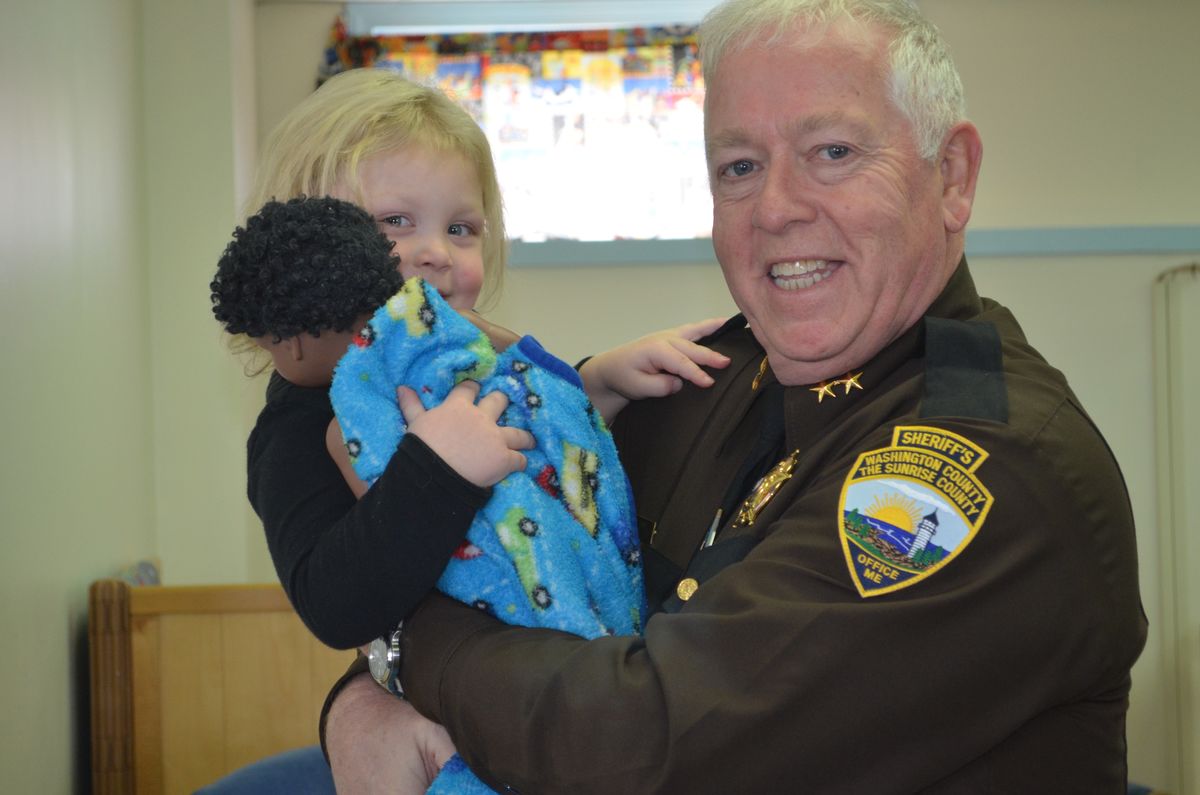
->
xmin=246 ymin=68 xmax=506 ymax=305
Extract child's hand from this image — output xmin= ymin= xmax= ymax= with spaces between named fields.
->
xmin=580 ymin=318 xmax=731 ymax=423
xmin=397 ymin=381 xmax=534 ymax=488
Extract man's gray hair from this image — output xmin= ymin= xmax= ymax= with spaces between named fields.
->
xmin=698 ymin=0 xmax=966 ymax=160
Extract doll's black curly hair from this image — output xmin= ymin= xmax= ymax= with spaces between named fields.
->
xmin=211 ymin=196 xmax=403 ymax=342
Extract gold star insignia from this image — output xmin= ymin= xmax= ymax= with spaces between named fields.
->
xmin=811 ymin=381 xmax=838 ymax=403
xmin=810 ymin=372 xmax=865 ymax=403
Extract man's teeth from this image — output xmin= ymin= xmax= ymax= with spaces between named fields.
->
xmin=770 ymin=260 xmax=834 ymax=290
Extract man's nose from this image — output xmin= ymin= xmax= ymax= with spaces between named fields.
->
xmin=751 ymin=161 xmax=818 ymax=233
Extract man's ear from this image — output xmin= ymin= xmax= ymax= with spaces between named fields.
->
xmin=939 ymin=121 xmax=983 ymax=234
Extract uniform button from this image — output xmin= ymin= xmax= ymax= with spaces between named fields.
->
xmin=676 ymin=577 xmax=699 ymax=601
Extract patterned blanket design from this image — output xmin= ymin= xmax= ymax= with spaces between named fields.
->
xmin=330 ymin=278 xmax=645 ymax=793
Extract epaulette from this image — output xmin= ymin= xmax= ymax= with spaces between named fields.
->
xmin=920 ymin=317 xmax=1008 ymax=422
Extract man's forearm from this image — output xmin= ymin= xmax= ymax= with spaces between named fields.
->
xmin=325 ymin=670 xmax=457 ymax=794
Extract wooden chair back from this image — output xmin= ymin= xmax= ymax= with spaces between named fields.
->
xmin=88 ymin=580 xmax=353 ymax=794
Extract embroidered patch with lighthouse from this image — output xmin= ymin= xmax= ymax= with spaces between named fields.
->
xmin=839 ymin=425 xmax=994 ymax=597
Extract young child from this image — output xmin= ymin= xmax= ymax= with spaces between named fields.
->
xmin=213 ymin=192 xmax=722 ymax=795
xmin=213 ymin=68 xmax=726 ymax=793
xmin=227 ymin=68 xmax=727 ymax=652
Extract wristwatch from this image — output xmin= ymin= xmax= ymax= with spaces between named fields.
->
xmin=367 ymin=624 xmax=404 ymax=697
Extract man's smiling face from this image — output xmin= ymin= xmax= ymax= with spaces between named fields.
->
xmin=706 ymin=21 xmax=960 ymax=385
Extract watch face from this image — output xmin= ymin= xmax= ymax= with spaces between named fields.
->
xmin=368 ymin=637 xmax=390 ymax=685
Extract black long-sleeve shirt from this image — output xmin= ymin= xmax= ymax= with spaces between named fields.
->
xmin=246 ymin=372 xmax=490 ymax=649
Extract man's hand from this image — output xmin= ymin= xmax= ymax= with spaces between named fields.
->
xmin=326 ymin=672 xmax=457 ymax=794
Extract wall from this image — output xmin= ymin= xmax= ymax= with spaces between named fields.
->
xmin=0 ymin=0 xmax=262 ymax=789
xmin=143 ymin=0 xmax=263 ymax=588
xmin=0 ymin=0 xmax=1195 ymax=791
xmin=0 ymin=0 xmax=152 ymax=791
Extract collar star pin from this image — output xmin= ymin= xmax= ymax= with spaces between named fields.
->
xmin=811 ymin=381 xmax=839 ymax=402
xmin=811 ymin=372 xmax=865 ymax=403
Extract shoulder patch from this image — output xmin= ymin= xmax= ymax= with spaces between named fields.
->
xmin=838 ymin=425 xmax=993 ymax=597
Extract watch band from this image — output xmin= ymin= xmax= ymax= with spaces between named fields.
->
xmin=367 ymin=623 xmax=404 ymax=697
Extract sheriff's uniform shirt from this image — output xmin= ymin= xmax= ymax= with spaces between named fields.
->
xmin=402 ymin=260 xmax=1147 ymax=794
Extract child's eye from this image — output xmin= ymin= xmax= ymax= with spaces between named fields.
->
xmin=380 ymin=215 xmax=412 ymax=227
xmin=448 ymin=222 xmax=475 ymax=237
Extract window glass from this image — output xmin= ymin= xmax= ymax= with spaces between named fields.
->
xmin=322 ymin=22 xmax=711 ymax=243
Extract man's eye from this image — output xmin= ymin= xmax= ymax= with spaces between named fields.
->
xmin=820 ymin=144 xmax=852 ymax=160
xmin=722 ymin=159 xmax=755 ymax=178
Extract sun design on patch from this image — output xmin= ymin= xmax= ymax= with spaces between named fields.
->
xmin=865 ymin=493 xmax=923 ymax=535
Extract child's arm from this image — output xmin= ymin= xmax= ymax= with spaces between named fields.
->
xmin=579 ymin=318 xmax=732 ymax=424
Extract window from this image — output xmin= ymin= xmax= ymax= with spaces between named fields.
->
xmin=334 ymin=1 xmax=722 ymax=257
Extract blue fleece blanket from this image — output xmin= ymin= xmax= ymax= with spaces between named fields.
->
xmin=330 ymin=278 xmax=645 ymax=794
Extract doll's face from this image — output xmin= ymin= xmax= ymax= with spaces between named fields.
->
xmin=351 ymin=146 xmax=486 ymax=313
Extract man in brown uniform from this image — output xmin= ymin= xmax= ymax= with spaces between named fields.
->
xmin=326 ymin=0 xmax=1147 ymax=791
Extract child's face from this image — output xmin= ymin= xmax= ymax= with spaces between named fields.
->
xmin=352 ymin=145 xmax=486 ymax=313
